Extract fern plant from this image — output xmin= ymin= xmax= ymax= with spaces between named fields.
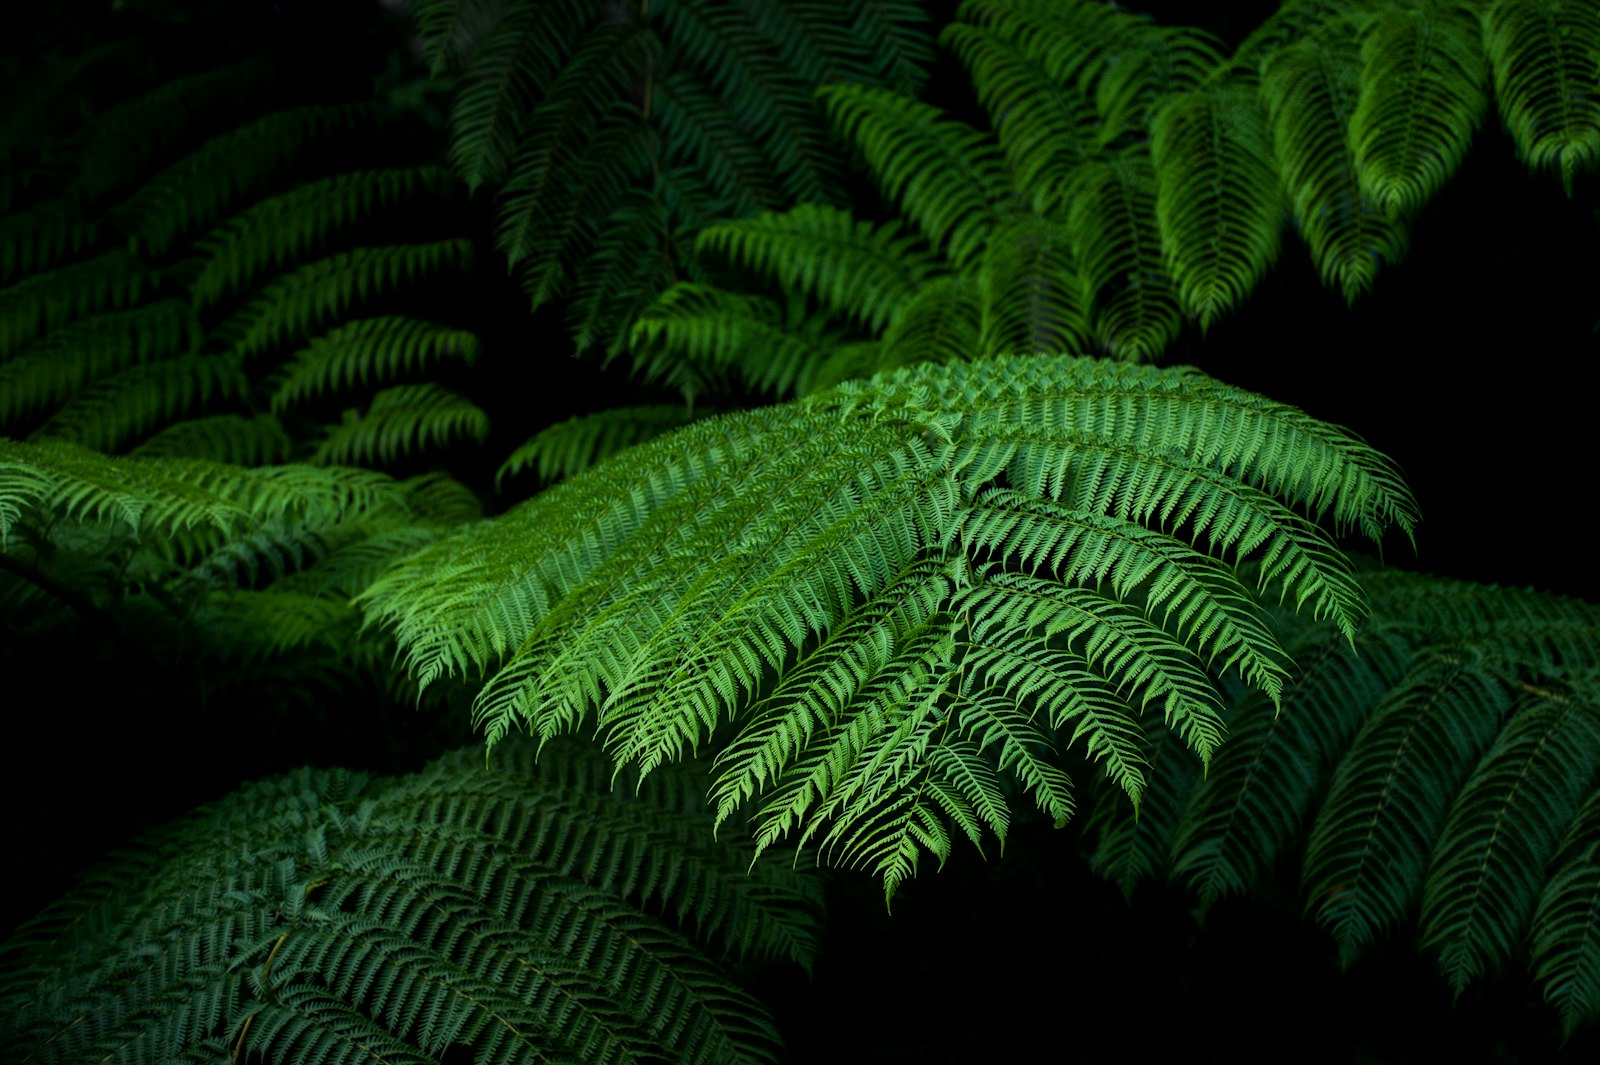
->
xmin=624 ymin=0 xmax=1599 ymax=411
xmin=407 ymin=0 xmax=933 ymax=354
xmin=0 ymin=737 xmax=820 ymax=1064
xmin=360 ymin=353 xmax=1419 ymax=901
xmin=0 ymin=46 xmax=485 ymax=469
xmin=1083 ymin=567 xmax=1600 ymax=1035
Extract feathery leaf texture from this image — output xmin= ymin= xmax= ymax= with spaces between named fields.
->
xmin=1083 ymin=569 xmax=1600 ymax=1036
xmin=0 ymin=49 xmax=477 ymax=463
xmin=361 ymin=355 xmax=1416 ymax=898
xmin=0 ymin=738 xmax=820 ymax=1065
xmin=409 ymin=0 xmax=933 ymax=351
xmin=1486 ymin=0 xmax=1600 ymax=193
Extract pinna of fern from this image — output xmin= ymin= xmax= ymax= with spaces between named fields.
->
xmin=1084 ymin=567 xmax=1600 ymax=1037
xmin=0 ymin=737 xmax=821 ymax=1065
xmin=361 ymin=354 xmax=1418 ymax=902
xmin=0 ymin=46 xmax=485 ymax=469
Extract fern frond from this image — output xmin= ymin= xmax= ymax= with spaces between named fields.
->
xmin=1151 ymin=78 xmax=1285 ymax=330
xmin=695 ymin=204 xmax=944 ymax=335
xmin=269 ymin=317 xmax=481 ymax=413
xmin=189 ymin=167 xmax=455 ymax=308
xmin=1263 ymin=30 xmax=1410 ymax=301
xmin=0 ymin=737 xmax=819 ymax=1064
xmin=1067 ymin=147 xmax=1183 ymax=359
xmin=0 ymin=249 xmax=147 ymax=359
xmin=880 ymin=276 xmax=982 ymax=374
xmin=1532 ymin=786 xmax=1600 ymax=1037
xmin=1351 ymin=1 xmax=1489 ymax=215
xmin=214 ymin=241 xmax=473 ymax=359
xmin=976 ymin=211 xmax=1090 ymax=357
xmin=817 ymin=84 xmax=1006 ymax=269
xmin=130 ymin=413 xmax=292 ymax=464
xmin=498 ymin=406 xmax=699 ymax=489
xmin=362 ymin=355 xmax=1415 ymax=891
xmin=310 ymin=383 xmax=489 ymax=467
xmin=31 ymin=353 xmax=248 ymax=452
xmin=0 ymin=196 xmax=98 ymax=283
xmin=1486 ymin=0 xmax=1600 ymax=193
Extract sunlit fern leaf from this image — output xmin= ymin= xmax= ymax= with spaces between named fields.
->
xmin=1151 ymin=78 xmax=1285 ymax=330
xmin=1351 ymin=1 xmax=1489 ymax=216
xmin=0 ymin=299 xmax=198 ymax=430
xmin=311 ymin=383 xmax=489 ymax=467
xmin=109 ymin=105 xmax=368 ymax=257
xmin=30 ymin=353 xmax=248 ymax=452
xmin=130 ymin=413 xmax=292 ymax=464
xmin=1067 ymin=147 xmax=1183 ymax=359
xmin=1422 ymin=687 xmax=1600 ymax=995
xmin=881 ymin=275 xmax=983 ymax=372
xmin=361 ymin=355 xmax=1416 ymax=893
xmin=941 ymin=18 xmax=1101 ymax=205
xmin=214 ymin=240 xmax=474 ymax=360
xmin=976 ymin=211 xmax=1090 ymax=357
xmin=0 ymin=737 xmax=819 ymax=1064
xmin=189 ymin=167 xmax=456 ymax=309
xmin=1531 ymin=785 xmax=1600 ymax=1038
xmin=695 ymin=204 xmax=945 ymax=335
xmin=817 ymin=84 xmax=1007 ymax=270
xmin=1263 ymin=28 xmax=1411 ymax=302
xmin=497 ymin=405 xmax=700 ymax=490
xmin=269 ymin=317 xmax=481 ymax=414
xmin=1486 ymin=0 xmax=1600 ymax=193
xmin=0 ymin=249 xmax=147 ymax=359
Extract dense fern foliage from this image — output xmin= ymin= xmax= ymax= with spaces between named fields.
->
xmin=408 ymin=0 xmax=932 ymax=353
xmin=1084 ymin=568 xmax=1600 ymax=1036
xmin=625 ymin=0 xmax=1600 ymax=405
xmin=361 ymin=354 xmax=1418 ymax=900
xmin=0 ymin=738 xmax=820 ymax=1064
xmin=0 ymin=47 xmax=484 ymax=468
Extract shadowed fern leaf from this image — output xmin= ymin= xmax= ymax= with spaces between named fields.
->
xmin=1486 ymin=0 xmax=1600 ymax=193
xmin=0 ymin=737 xmax=820 ymax=1064
xmin=361 ymin=355 xmax=1417 ymax=901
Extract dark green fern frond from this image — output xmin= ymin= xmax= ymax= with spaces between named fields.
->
xmin=1486 ymin=0 xmax=1600 ymax=193
xmin=411 ymin=0 xmax=934 ymax=352
xmin=310 ymin=383 xmax=489 ymax=467
xmin=361 ymin=355 xmax=1416 ymax=896
xmin=0 ymin=737 xmax=820 ymax=1065
xmin=1151 ymin=78 xmax=1285 ymax=330
xmin=1263 ymin=27 xmax=1411 ymax=301
xmin=1081 ymin=569 xmax=1600 ymax=1033
xmin=817 ymin=84 xmax=1007 ymax=270
xmin=497 ymin=405 xmax=700 ymax=489
xmin=129 ymin=413 xmax=293 ymax=464
xmin=1350 ymin=1 xmax=1489 ymax=215
xmin=269 ymin=317 xmax=481 ymax=414
xmin=30 ymin=354 xmax=248 ymax=452
xmin=1068 ymin=148 xmax=1183 ymax=359
xmin=976 ymin=212 xmax=1091 ymax=357
xmin=880 ymin=276 xmax=982 ymax=374
xmin=0 ymin=249 xmax=147 ymax=358
xmin=695 ymin=205 xmax=945 ymax=335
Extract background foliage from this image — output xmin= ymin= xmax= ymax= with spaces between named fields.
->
xmin=2 ymin=0 xmax=1598 ymax=1062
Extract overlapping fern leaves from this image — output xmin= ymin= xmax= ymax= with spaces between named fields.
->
xmin=0 ymin=50 xmax=484 ymax=468
xmin=626 ymin=0 xmax=1599 ymax=407
xmin=361 ymin=354 xmax=1418 ymax=901
xmin=1084 ymin=568 xmax=1600 ymax=1036
xmin=0 ymin=738 xmax=820 ymax=1065
xmin=408 ymin=0 xmax=932 ymax=354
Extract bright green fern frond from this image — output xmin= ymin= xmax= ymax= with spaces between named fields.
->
xmin=310 ymin=383 xmax=489 ymax=467
xmin=362 ymin=354 xmax=1415 ymax=891
xmin=214 ymin=241 xmax=473 ymax=359
xmin=1351 ymin=1 xmax=1489 ymax=215
xmin=1151 ymin=78 xmax=1285 ymax=330
xmin=0 ymin=736 xmax=820 ymax=1064
xmin=695 ymin=205 xmax=945 ymax=335
xmin=1263 ymin=28 xmax=1411 ymax=301
xmin=269 ymin=317 xmax=480 ymax=413
xmin=497 ymin=405 xmax=700 ymax=489
xmin=1066 ymin=147 xmax=1183 ymax=359
xmin=1486 ymin=0 xmax=1600 ymax=193
xmin=817 ymin=84 xmax=1006 ymax=269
